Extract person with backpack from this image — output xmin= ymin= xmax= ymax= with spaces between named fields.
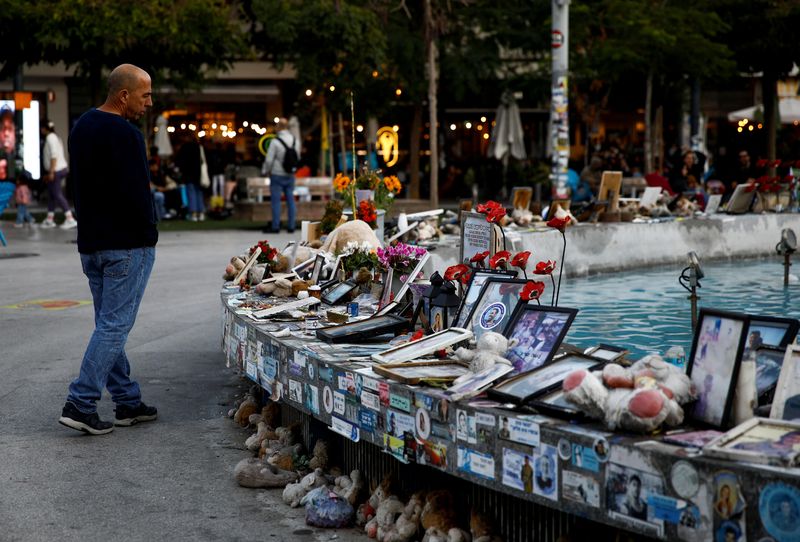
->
xmin=261 ymin=117 xmax=300 ymax=233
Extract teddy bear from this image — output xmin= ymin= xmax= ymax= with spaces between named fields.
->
xmin=223 ymin=255 xmax=246 ymax=281
xmin=368 ymin=496 xmax=405 ymax=540
xmin=233 ymin=393 xmax=260 ymax=427
xmin=421 ymin=528 xmax=472 ymax=542
xmin=380 ymin=491 xmax=426 ymax=542
xmin=266 ymin=441 xmax=304 ymax=471
xmin=234 ymin=457 xmax=299 ymax=488
xmin=453 ymin=332 xmax=517 ymax=373
xmin=292 ymin=279 xmax=313 ymax=297
xmin=421 ymin=490 xmax=457 ymax=534
xmin=245 ymin=421 xmax=271 ymax=452
xmin=562 ymin=354 xmax=696 ymax=433
xmin=333 ymin=469 xmax=364 ymax=507
xmin=283 ymin=468 xmax=330 ymax=507
xmin=470 ymin=509 xmax=502 ymax=542
xmin=321 ymin=219 xmax=383 ymax=254
xmin=308 ymin=439 xmax=329 ymax=471
xmin=358 ymin=476 xmax=399 ymax=528
xmin=511 ymin=207 xmax=535 ymax=227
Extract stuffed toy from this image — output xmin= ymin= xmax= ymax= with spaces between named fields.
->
xmin=321 ymin=219 xmax=382 ymax=254
xmin=234 ymin=457 xmax=298 ymax=488
xmin=454 ymin=332 xmax=517 ymax=373
xmin=333 ymin=470 xmax=364 ymax=507
xmin=292 ymin=279 xmax=313 ymax=297
xmin=367 ymin=496 xmax=405 ymax=539
xmin=562 ymin=355 xmax=696 ymax=433
xmin=283 ymin=468 xmax=329 ymax=508
xmin=308 ymin=439 xmax=329 ymax=471
xmin=302 ymin=486 xmax=355 ymax=528
xmin=223 ymin=256 xmax=246 ymax=281
xmin=470 ymin=509 xmax=502 ymax=542
xmin=358 ymin=476 xmax=399 ymax=527
xmin=421 ymin=490 xmax=457 ymax=533
xmin=248 ymin=264 xmax=266 ymax=286
xmin=233 ymin=394 xmax=260 ymax=427
xmin=380 ymin=491 xmax=426 ymax=542
xmin=245 ymin=421 xmax=271 ymax=452
xmin=421 ymin=528 xmax=471 ymax=542
xmin=511 ymin=207 xmax=535 ymax=227
xmin=259 ymin=425 xmax=298 ymax=459
xmin=266 ymin=442 xmax=303 ymax=471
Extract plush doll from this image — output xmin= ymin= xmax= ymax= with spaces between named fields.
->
xmin=511 ymin=207 xmax=535 ymax=227
xmin=421 ymin=527 xmax=471 ymax=542
xmin=421 ymin=490 xmax=457 ymax=533
xmin=283 ymin=468 xmax=329 ymax=508
xmin=245 ymin=421 xmax=271 ymax=452
xmin=260 ymin=425 xmax=298 ymax=459
xmin=333 ymin=470 xmax=364 ymax=507
xmin=380 ymin=491 xmax=426 ymax=542
xmin=368 ymin=497 xmax=405 ymax=540
xmin=266 ymin=442 xmax=303 ymax=471
xmin=234 ymin=457 xmax=298 ymax=488
xmin=308 ymin=439 xmax=329 ymax=471
xmin=358 ymin=476 xmax=399 ymax=528
xmin=562 ymin=355 xmax=696 ymax=433
xmin=292 ymin=279 xmax=313 ymax=297
xmin=233 ymin=394 xmax=259 ymax=427
xmin=453 ymin=332 xmax=517 ymax=373
xmin=320 ymin=219 xmax=382 ymax=254
xmin=223 ymin=255 xmax=247 ymax=281
xmin=470 ymin=509 xmax=501 ymax=542
xmin=273 ymin=277 xmax=294 ymax=297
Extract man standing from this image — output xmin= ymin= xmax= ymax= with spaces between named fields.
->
xmin=59 ymin=64 xmax=158 ymax=435
xmin=40 ymin=120 xmax=77 ymax=229
xmin=261 ymin=117 xmax=300 ymax=233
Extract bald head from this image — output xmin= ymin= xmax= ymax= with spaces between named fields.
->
xmin=107 ymin=64 xmax=149 ymax=97
xmin=101 ymin=64 xmax=153 ymax=121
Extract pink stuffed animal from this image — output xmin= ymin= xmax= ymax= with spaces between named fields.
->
xmin=562 ymin=355 xmax=696 ymax=433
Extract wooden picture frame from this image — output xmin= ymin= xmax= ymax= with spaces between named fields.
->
xmin=459 ymin=211 xmax=497 ymax=265
xmin=233 ymin=246 xmax=261 ymax=285
xmin=452 ymin=269 xmax=517 ymax=329
xmin=371 ymin=327 xmax=472 ymax=364
xmin=462 ymin=277 xmax=528 ymax=341
xmin=704 ymin=417 xmax=800 ymax=467
xmin=686 ymin=308 xmax=750 ymax=429
xmin=545 ymin=199 xmax=571 ymax=221
xmin=502 ymin=303 xmax=579 ymax=376
xmin=511 ymin=186 xmax=533 ymax=210
xmin=373 ymin=360 xmax=471 ymax=385
xmin=770 ymin=345 xmax=800 ymax=420
xmin=487 ymin=353 xmax=604 ymax=405
xmin=597 ymin=171 xmax=622 ymax=212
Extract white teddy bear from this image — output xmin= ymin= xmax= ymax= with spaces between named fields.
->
xmin=453 ymin=332 xmax=517 ymax=373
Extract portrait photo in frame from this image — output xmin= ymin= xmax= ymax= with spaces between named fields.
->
xmin=310 ymin=253 xmax=327 ymax=284
xmin=459 ymin=211 xmax=497 ymax=265
xmin=685 ymin=308 xmax=750 ymax=429
xmin=452 ymin=269 xmax=517 ymax=329
xmin=393 ymin=252 xmax=430 ymax=304
xmin=502 ymin=304 xmax=579 ymax=375
xmin=487 ymin=353 xmax=604 ymax=405
xmin=704 ymin=416 xmax=800 ymax=467
xmin=463 ymin=278 xmax=528 ymax=340
xmin=770 ymin=345 xmax=800 ymax=420
xmin=511 ymin=187 xmax=533 ymax=210
xmin=744 ymin=315 xmax=799 ymax=357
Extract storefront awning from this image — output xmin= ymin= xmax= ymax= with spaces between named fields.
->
xmin=727 ymin=98 xmax=800 ymax=124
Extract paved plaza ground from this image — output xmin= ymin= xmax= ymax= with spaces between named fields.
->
xmin=0 ymin=224 xmax=363 ymax=542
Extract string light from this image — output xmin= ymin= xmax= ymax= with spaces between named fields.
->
xmin=465 ymin=122 xmax=472 ymax=129
xmin=153 ymin=126 xmax=159 ymax=133
xmin=167 ymin=126 xmax=175 ymax=133
xmin=476 ymin=125 xmax=483 ymax=131
xmin=242 ymin=121 xmax=249 ymax=127
xmin=305 ymin=89 xmax=312 ymax=97
xmin=395 ymin=88 xmax=402 ymax=96
xmin=449 ymin=123 xmax=456 ymax=130
xmin=483 ymin=133 xmax=490 ymax=140
xmin=180 ymin=123 xmax=186 ymax=130
xmin=392 ymin=125 xmax=399 ymax=132
xmin=188 ymin=123 xmax=196 ymax=131
xmin=748 ymin=125 xmax=754 ymax=131
xmin=211 ymin=123 xmax=217 ymax=129
xmin=273 ymin=116 xmax=279 ymax=123
xmin=480 ymin=116 xmax=487 ymax=122
xmin=372 ymin=70 xmax=379 ymax=78
xmin=356 ymin=125 xmax=364 ymax=133
xmin=329 ymin=85 xmax=335 ymax=92
xmin=198 ymin=130 xmax=206 ymax=138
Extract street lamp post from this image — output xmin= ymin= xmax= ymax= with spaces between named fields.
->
xmin=551 ymin=0 xmax=570 ymax=199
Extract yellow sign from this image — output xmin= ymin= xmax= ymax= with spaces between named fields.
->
xmin=1 ymin=299 xmax=91 ymax=311
xmin=258 ymin=133 xmax=275 ymax=156
xmin=376 ymin=126 xmax=399 ymax=167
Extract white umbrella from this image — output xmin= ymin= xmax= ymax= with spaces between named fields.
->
xmin=727 ymin=98 xmax=800 ymax=124
xmin=154 ymin=115 xmax=172 ymax=157
xmin=489 ymin=92 xmax=527 ymax=161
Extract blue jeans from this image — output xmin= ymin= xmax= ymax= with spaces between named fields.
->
xmin=185 ymin=183 xmax=205 ymax=213
xmin=67 ymin=247 xmax=155 ymax=413
xmin=270 ymin=174 xmax=295 ymax=230
xmin=152 ymin=190 xmax=166 ymax=220
xmin=15 ymin=204 xmax=34 ymax=224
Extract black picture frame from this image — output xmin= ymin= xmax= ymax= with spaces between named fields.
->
xmin=315 ymin=314 xmax=410 ymax=344
xmin=753 ymin=345 xmax=786 ymax=405
xmin=528 ymin=385 xmax=587 ymax=420
xmin=502 ymin=303 xmax=579 ymax=376
xmin=310 ymin=253 xmax=327 ymax=284
xmin=452 ymin=269 xmax=517 ymax=329
xmin=585 ymin=343 xmax=629 ymax=362
xmin=320 ymin=280 xmax=358 ymax=305
xmin=487 ymin=353 xmax=604 ymax=405
xmin=744 ymin=315 xmax=800 ymax=354
xmin=462 ymin=277 xmax=528 ymax=340
xmin=685 ymin=308 xmax=750 ymax=429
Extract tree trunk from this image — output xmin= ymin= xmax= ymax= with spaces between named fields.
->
xmin=425 ymin=0 xmax=439 ymax=207
xmin=644 ymin=70 xmax=653 ymax=174
xmin=409 ymin=104 xmax=422 ymax=199
xmin=763 ymin=71 xmax=778 ymax=177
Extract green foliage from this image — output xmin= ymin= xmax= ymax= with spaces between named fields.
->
xmin=320 ymin=200 xmax=344 ymax=235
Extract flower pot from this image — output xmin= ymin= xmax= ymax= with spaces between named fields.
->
xmin=355 ymin=189 xmax=374 ymax=204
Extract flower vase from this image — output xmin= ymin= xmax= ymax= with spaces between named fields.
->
xmin=355 ymin=189 xmax=374 ymax=204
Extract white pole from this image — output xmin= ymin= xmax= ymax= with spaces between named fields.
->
xmin=551 ymin=0 xmax=570 ymax=199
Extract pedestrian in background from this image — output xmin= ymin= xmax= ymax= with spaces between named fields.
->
xmin=40 ymin=119 xmax=77 ymax=229
xmin=175 ymin=132 xmax=206 ymax=221
xmin=13 ymin=173 xmax=35 ymax=227
xmin=59 ymin=63 xmax=158 ymax=435
xmin=261 ymin=117 xmax=300 ymax=233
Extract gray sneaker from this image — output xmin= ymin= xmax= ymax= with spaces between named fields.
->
xmin=59 ymin=402 xmax=114 ymax=435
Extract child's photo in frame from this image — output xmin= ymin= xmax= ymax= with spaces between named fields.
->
xmin=453 ymin=270 xmax=516 ymax=329
xmin=464 ymin=278 xmax=527 ymax=340
xmin=686 ymin=308 xmax=749 ymax=428
xmin=502 ymin=304 xmax=578 ymax=375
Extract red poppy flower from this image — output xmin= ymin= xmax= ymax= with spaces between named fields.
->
xmin=756 ymin=159 xmax=769 ymax=168
xmin=489 ymin=250 xmax=511 ymax=269
xmin=533 ymin=260 xmax=556 ymax=275
xmin=547 ymin=216 xmax=570 ymax=232
xmin=470 ymin=251 xmax=490 ymax=265
xmin=476 ymin=200 xmax=502 ymax=215
xmin=485 ymin=207 xmax=507 ymax=224
xmin=460 ymin=271 xmax=472 ymax=285
xmin=520 ymin=281 xmax=545 ymax=301
xmin=511 ymin=251 xmax=531 ymax=270
xmin=410 ymin=329 xmax=425 ymax=342
xmin=444 ymin=264 xmax=470 ymax=282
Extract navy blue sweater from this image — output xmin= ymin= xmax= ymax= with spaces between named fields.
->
xmin=70 ymin=109 xmax=158 ymax=253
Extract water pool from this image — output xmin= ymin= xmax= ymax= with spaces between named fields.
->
xmin=557 ymin=255 xmax=799 ymax=359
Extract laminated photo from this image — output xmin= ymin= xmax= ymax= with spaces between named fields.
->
xmin=606 ymin=462 xmax=665 ymax=537
xmin=304 ymin=383 xmax=319 ymax=415
xmin=288 ymin=379 xmax=302 ymax=404
xmin=498 ymin=416 xmax=540 ymax=447
xmin=562 ymin=470 xmax=600 ymax=508
xmin=501 ymin=448 xmax=533 ymax=493
xmin=533 ymin=444 xmax=558 ymax=501
xmin=457 ymin=446 xmax=496 ymax=480
xmin=385 ymin=410 xmax=415 ymax=439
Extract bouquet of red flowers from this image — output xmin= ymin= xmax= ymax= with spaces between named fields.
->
xmin=250 ymin=240 xmax=279 ymax=265
xmin=357 ymin=199 xmax=378 ymax=228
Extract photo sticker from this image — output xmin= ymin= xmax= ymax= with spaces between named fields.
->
xmin=479 ymin=302 xmax=506 ymax=330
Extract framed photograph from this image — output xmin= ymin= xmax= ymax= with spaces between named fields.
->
xmin=545 ymin=199 xmax=571 ymax=221
xmin=770 ymin=345 xmax=800 ymax=420
xmin=463 ymin=278 xmax=528 ymax=340
xmin=487 ymin=353 xmax=604 ymax=405
xmin=704 ymin=417 xmax=800 ymax=467
xmin=315 ymin=314 xmax=410 ymax=344
xmin=393 ymin=252 xmax=431 ymax=304
xmin=754 ymin=346 xmax=787 ymax=403
xmin=597 ymin=171 xmax=622 ymax=212
xmin=459 ymin=211 xmax=497 ymax=264
xmin=310 ymin=253 xmax=327 ymax=284
xmin=373 ymin=360 xmax=471 ymax=385
xmin=452 ymin=269 xmax=517 ymax=329
xmin=320 ymin=280 xmax=358 ymax=305
xmin=371 ymin=327 xmax=472 ymax=364
xmin=745 ymin=315 xmax=799 ymax=356
xmin=725 ymin=184 xmax=755 ymax=214
xmin=445 ymin=363 xmax=514 ymax=401
xmin=606 ymin=462 xmax=665 ymax=537
xmin=686 ymin=308 xmax=750 ymax=429
xmin=511 ymin=186 xmax=533 ymax=210
xmin=291 ymin=256 xmax=316 ymax=280
xmin=529 ymin=386 xmax=586 ymax=420
xmin=660 ymin=429 xmax=724 ymax=448
xmin=232 ymin=246 xmax=261 ymax=284
xmin=585 ymin=343 xmax=628 ymax=362
xmin=502 ymin=304 xmax=578 ymax=375
xmin=704 ymin=194 xmax=722 ymax=215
